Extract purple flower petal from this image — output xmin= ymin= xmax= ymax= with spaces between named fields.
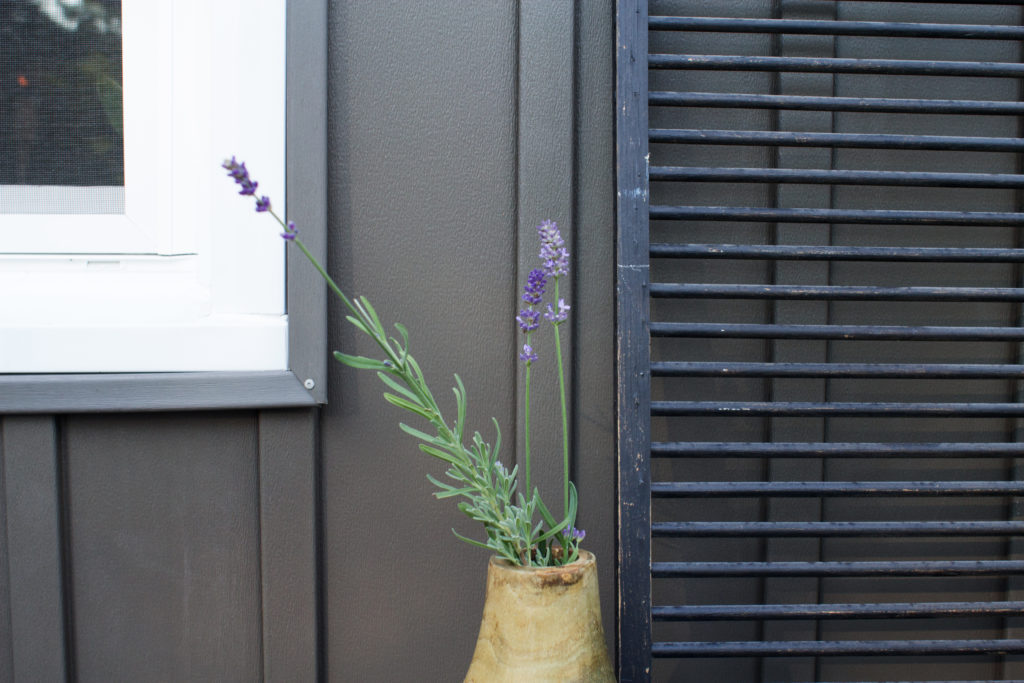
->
xmin=521 ymin=268 xmax=546 ymax=305
xmin=519 ymin=343 xmax=538 ymax=364
xmin=537 ymin=220 xmax=568 ymax=277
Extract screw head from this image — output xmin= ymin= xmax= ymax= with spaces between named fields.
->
xmin=303 ymin=378 xmax=316 ymax=390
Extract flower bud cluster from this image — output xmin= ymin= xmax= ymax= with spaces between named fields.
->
xmin=516 ymin=222 xmax=571 ymax=366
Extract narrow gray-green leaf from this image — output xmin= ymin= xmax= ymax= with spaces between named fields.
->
xmin=417 ymin=443 xmax=462 ymax=466
xmin=333 ymin=351 xmax=390 ymax=370
xmin=399 ymin=421 xmax=443 ymax=446
xmin=377 ymin=371 xmax=419 ymax=403
xmin=345 ymin=315 xmax=372 ymax=337
xmin=383 ymin=392 xmax=434 ymax=420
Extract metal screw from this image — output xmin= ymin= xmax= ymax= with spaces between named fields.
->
xmin=304 ymin=378 xmax=316 ymax=390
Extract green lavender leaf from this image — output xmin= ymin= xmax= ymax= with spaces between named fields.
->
xmin=333 ymin=351 xmax=390 ymax=370
xmin=383 ymin=392 xmax=434 ymax=420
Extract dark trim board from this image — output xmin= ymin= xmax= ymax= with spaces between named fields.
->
xmin=615 ymin=0 xmax=652 ymax=680
xmin=0 ymin=0 xmax=328 ymax=415
xmin=0 ymin=372 xmax=318 ymax=414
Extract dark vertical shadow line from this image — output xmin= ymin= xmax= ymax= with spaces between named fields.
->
xmin=760 ymin=6 xmax=784 ymax=678
xmin=512 ymin=0 xmax=522 ymax=478
xmin=253 ymin=412 xmax=266 ymax=682
xmin=313 ymin=409 xmax=325 ymax=683
xmin=56 ymin=416 xmax=77 ymax=681
xmin=818 ymin=6 xmax=840 ymax=681
xmin=570 ymin=0 xmax=581 ymax=494
xmin=0 ymin=420 xmax=13 ymax=683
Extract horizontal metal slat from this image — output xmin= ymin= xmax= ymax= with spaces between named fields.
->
xmin=649 ymin=322 xmax=1024 ymax=341
xmin=652 ymin=560 xmax=1024 ymax=577
xmin=650 ymin=244 xmax=1024 ymax=260
xmin=819 ymin=0 xmax=1024 ymax=3
xmin=651 ymin=401 xmax=1024 ymax=417
xmin=650 ymin=442 xmax=1024 ymax=457
xmin=653 ymin=601 xmax=1024 ymax=620
xmin=649 ymin=54 xmax=1024 ymax=77
xmin=648 ymin=16 xmax=1024 ymax=40
xmin=652 ymin=639 xmax=1024 ymax=658
xmin=649 ymin=283 xmax=1024 ymax=301
xmin=651 ymin=481 xmax=1024 ymax=497
xmin=649 ymin=91 xmax=1024 ymax=115
xmin=649 ymin=128 xmax=1024 ymax=151
xmin=651 ymin=361 xmax=1024 ymax=379
xmin=652 ymin=521 xmax=1024 ymax=537
xmin=650 ymin=205 xmax=1024 ymax=225
xmin=650 ymin=166 xmax=1024 ymax=188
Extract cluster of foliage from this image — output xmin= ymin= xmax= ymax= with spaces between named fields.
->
xmin=224 ymin=158 xmax=584 ymax=567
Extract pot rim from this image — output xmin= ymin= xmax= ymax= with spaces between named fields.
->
xmin=489 ymin=549 xmax=596 ymax=573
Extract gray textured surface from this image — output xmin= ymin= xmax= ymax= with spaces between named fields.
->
xmin=323 ymin=2 xmax=518 ymax=679
xmin=64 ymin=414 xmax=262 ymax=681
xmin=0 ymin=0 xmax=617 ymax=680
xmin=2 ymin=417 xmax=66 ymax=681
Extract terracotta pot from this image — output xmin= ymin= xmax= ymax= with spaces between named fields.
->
xmin=464 ymin=550 xmax=615 ymax=682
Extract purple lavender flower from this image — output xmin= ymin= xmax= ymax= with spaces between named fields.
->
xmin=537 ymin=220 xmax=568 ymax=278
xmin=281 ymin=221 xmax=298 ymax=241
xmin=568 ymin=526 xmax=586 ymax=542
xmin=544 ymin=298 xmax=570 ymax=324
xmin=517 ymin=308 xmax=541 ymax=333
xmin=255 ymin=196 xmax=271 ymax=212
xmin=521 ymin=268 xmax=546 ymax=305
xmin=223 ymin=156 xmax=260 ymax=198
xmin=519 ymin=344 xmax=538 ymax=364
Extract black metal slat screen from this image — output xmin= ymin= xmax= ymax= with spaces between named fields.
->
xmin=616 ymin=1 xmax=1024 ymax=681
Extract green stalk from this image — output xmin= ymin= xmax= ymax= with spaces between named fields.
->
xmin=552 ymin=278 xmax=570 ymax=517
xmin=523 ymin=360 xmax=532 ymax=496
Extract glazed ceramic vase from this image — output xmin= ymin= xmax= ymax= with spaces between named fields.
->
xmin=464 ymin=550 xmax=615 ymax=682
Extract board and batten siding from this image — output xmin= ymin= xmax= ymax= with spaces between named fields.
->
xmin=0 ymin=1 xmax=617 ymax=680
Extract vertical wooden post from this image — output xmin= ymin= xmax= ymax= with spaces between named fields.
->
xmin=616 ymin=0 xmax=652 ymax=679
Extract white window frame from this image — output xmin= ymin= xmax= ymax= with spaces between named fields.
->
xmin=0 ymin=0 xmax=290 ymax=374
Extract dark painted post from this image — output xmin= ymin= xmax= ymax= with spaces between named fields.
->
xmin=615 ymin=0 xmax=651 ymax=680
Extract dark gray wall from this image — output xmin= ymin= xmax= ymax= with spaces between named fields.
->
xmin=323 ymin=1 xmax=615 ymax=679
xmin=0 ymin=1 xmax=616 ymax=681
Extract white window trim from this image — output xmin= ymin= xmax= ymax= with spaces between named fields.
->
xmin=0 ymin=0 xmax=289 ymax=374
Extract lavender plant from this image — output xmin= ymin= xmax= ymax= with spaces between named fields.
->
xmin=224 ymin=157 xmax=582 ymax=567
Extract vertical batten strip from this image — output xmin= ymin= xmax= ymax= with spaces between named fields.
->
xmin=257 ymin=410 xmax=320 ymax=681
xmin=0 ymin=419 xmax=14 ymax=681
xmin=1 ymin=416 xmax=68 ymax=680
xmin=617 ymin=0 xmax=652 ymax=680
xmin=516 ymin=0 xmax=577 ymax=533
xmin=574 ymin=0 xmax=620 ymax=660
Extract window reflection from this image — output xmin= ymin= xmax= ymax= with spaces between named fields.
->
xmin=1 ymin=0 xmax=123 ymax=187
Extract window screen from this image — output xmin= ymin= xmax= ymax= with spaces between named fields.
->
xmin=1 ymin=0 xmax=123 ymax=214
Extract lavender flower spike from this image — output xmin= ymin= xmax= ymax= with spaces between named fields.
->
xmin=537 ymin=220 xmax=568 ymax=278
xmin=517 ymin=308 xmax=540 ymax=333
xmin=222 ymin=156 xmax=261 ymax=201
xmin=281 ymin=221 xmax=298 ymax=241
xmin=521 ymin=268 xmax=546 ymax=305
xmin=544 ymin=298 xmax=570 ymax=324
xmin=519 ymin=343 xmax=538 ymax=364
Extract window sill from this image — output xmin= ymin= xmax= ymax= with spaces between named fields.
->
xmin=0 ymin=371 xmax=318 ymax=414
